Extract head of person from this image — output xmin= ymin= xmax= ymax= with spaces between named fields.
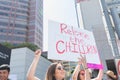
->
xmin=0 ymin=64 xmax=10 ymax=80
xmin=106 ymin=70 xmax=117 ymax=80
xmin=77 ymin=70 xmax=85 ymax=80
xmin=45 ymin=62 xmax=66 ymax=80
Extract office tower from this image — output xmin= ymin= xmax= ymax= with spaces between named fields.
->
xmin=0 ymin=0 xmax=43 ymax=49
xmin=77 ymin=0 xmax=120 ymax=77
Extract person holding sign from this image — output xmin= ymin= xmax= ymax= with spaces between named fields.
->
xmin=27 ymin=49 xmax=66 ymax=80
xmin=72 ymin=55 xmax=103 ymax=80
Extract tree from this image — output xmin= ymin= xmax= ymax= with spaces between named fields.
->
xmin=1 ymin=42 xmax=14 ymax=49
xmin=14 ymin=42 xmax=39 ymax=51
xmin=0 ymin=42 xmax=39 ymax=51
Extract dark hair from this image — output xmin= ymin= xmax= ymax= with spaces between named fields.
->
xmin=0 ymin=64 xmax=10 ymax=72
xmin=45 ymin=62 xmax=64 ymax=80
xmin=108 ymin=75 xmax=117 ymax=80
xmin=77 ymin=70 xmax=85 ymax=80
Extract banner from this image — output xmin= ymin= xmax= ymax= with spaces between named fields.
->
xmin=0 ymin=44 xmax=11 ymax=66
xmin=48 ymin=20 xmax=102 ymax=69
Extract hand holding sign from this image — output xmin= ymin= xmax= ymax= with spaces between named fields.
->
xmin=78 ymin=54 xmax=88 ymax=69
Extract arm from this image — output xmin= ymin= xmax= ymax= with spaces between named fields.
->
xmin=92 ymin=61 xmax=103 ymax=80
xmin=72 ymin=64 xmax=81 ymax=80
xmin=92 ymin=69 xmax=103 ymax=80
xmin=27 ymin=49 xmax=41 ymax=80
xmin=72 ymin=55 xmax=91 ymax=80
xmin=85 ymin=69 xmax=91 ymax=80
xmin=72 ymin=56 xmax=83 ymax=80
xmin=80 ymin=55 xmax=91 ymax=80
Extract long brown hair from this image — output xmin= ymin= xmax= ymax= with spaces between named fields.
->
xmin=45 ymin=62 xmax=65 ymax=80
xmin=107 ymin=75 xmax=117 ymax=80
xmin=77 ymin=70 xmax=85 ymax=80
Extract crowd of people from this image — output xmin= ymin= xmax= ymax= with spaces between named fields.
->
xmin=71 ymin=55 xmax=103 ymax=80
xmin=0 ymin=49 xmax=118 ymax=80
xmin=26 ymin=49 xmax=118 ymax=80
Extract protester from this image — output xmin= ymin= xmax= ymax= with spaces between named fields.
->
xmin=27 ymin=49 xmax=66 ymax=80
xmin=72 ymin=55 xmax=103 ymax=80
xmin=0 ymin=64 xmax=10 ymax=80
xmin=77 ymin=70 xmax=86 ymax=80
xmin=106 ymin=70 xmax=117 ymax=80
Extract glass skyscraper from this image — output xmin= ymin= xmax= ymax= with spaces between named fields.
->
xmin=0 ymin=0 xmax=43 ymax=49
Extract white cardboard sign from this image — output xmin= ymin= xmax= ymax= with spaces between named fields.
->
xmin=48 ymin=20 xmax=102 ymax=69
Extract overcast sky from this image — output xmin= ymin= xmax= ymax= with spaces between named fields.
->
xmin=43 ymin=0 xmax=82 ymax=51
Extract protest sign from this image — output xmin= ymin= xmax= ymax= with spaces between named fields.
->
xmin=48 ymin=20 xmax=102 ymax=69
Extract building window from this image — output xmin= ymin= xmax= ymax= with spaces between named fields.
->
xmin=15 ymin=23 xmax=27 ymax=28
xmin=0 ymin=12 xmax=9 ymax=16
xmin=18 ymin=0 xmax=29 ymax=4
xmin=0 ymin=6 xmax=11 ymax=11
xmin=0 ymin=1 xmax=12 ymax=6
xmin=118 ymin=13 xmax=120 ymax=18
xmin=16 ymin=14 xmax=28 ymax=20
xmin=0 ymin=22 xmax=8 ymax=26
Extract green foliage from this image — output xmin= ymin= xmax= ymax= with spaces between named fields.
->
xmin=14 ymin=42 xmax=39 ymax=51
xmin=0 ymin=42 xmax=39 ymax=51
xmin=1 ymin=42 xmax=14 ymax=49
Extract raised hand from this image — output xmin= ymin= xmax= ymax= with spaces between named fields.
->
xmin=79 ymin=54 xmax=87 ymax=69
xmin=27 ymin=49 xmax=42 ymax=80
xmin=34 ymin=49 xmax=42 ymax=57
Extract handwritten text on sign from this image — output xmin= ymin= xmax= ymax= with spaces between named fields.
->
xmin=56 ymin=23 xmax=97 ymax=54
xmin=48 ymin=20 xmax=102 ymax=69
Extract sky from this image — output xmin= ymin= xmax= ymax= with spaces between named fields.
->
xmin=43 ymin=0 xmax=82 ymax=51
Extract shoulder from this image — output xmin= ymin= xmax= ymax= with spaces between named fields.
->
xmin=35 ymin=77 xmax=41 ymax=80
xmin=91 ymin=78 xmax=99 ymax=80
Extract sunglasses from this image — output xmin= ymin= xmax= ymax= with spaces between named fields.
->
xmin=56 ymin=66 xmax=65 ymax=70
xmin=80 ymin=73 xmax=85 ymax=76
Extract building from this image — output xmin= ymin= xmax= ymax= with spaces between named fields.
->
xmin=0 ymin=44 xmax=11 ymax=65
xmin=105 ymin=0 xmax=120 ymax=52
xmin=10 ymin=47 xmax=51 ymax=80
xmin=76 ymin=0 xmax=120 ymax=79
xmin=104 ymin=0 xmax=120 ymax=78
xmin=0 ymin=0 xmax=43 ymax=49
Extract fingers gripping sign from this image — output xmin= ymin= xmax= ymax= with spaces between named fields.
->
xmin=78 ymin=54 xmax=88 ymax=69
xmin=78 ymin=57 xmax=83 ymax=65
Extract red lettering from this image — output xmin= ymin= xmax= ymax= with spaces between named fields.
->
xmin=80 ymin=45 xmax=88 ymax=54
xmin=65 ymin=42 xmax=71 ymax=52
xmin=60 ymin=23 xmax=67 ymax=34
xmin=71 ymin=43 xmax=79 ymax=53
xmin=56 ymin=40 xmax=98 ymax=54
xmin=56 ymin=40 xmax=65 ymax=54
xmin=60 ymin=23 xmax=90 ymax=40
